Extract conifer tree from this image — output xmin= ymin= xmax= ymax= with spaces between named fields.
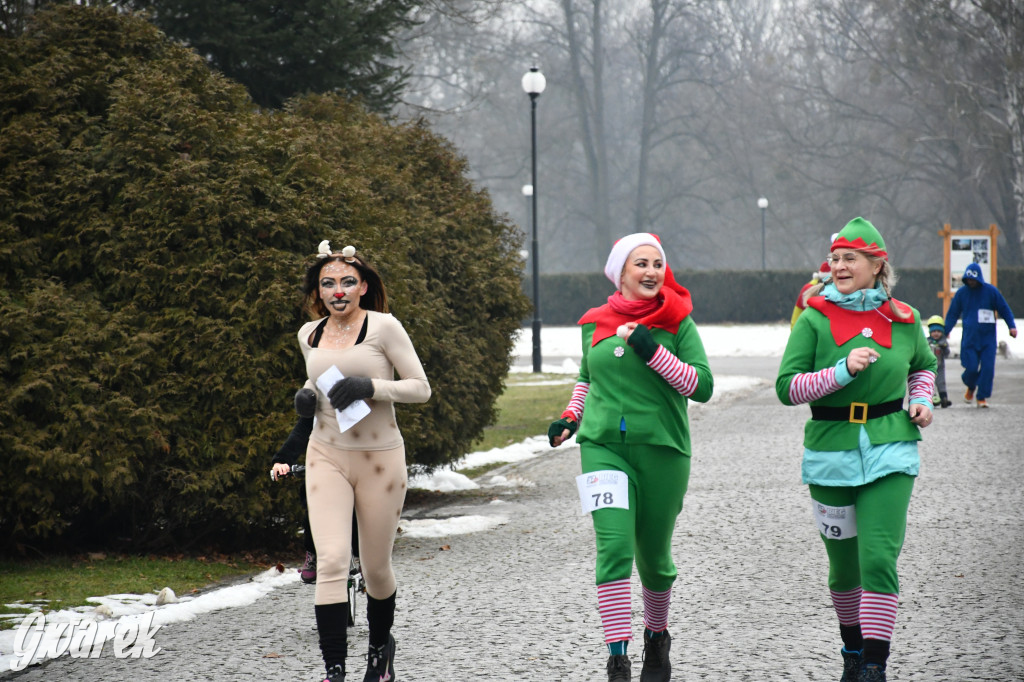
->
xmin=127 ymin=0 xmax=418 ymax=111
xmin=0 ymin=4 xmax=527 ymax=551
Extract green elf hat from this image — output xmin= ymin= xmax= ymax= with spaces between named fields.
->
xmin=830 ymin=217 xmax=888 ymax=260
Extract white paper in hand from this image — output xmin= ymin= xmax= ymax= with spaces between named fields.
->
xmin=316 ymin=365 xmax=372 ymax=433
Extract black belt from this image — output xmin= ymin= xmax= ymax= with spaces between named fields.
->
xmin=810 ymin=399 xmax=903 ymax=424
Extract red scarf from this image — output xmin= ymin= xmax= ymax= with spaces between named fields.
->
xmin=578 ymin=286 xmax=693 ymax=346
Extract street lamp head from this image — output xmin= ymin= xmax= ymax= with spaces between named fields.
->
xmin=522 ymin=184 xmax=534 ymax=196
xmin=757 ymin=197 xmax=768 ymax=209
xmin=521 ymin=67 xmax=546 ymax=96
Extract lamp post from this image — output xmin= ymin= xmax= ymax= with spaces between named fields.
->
xmin=522 ymin=67 xmax=546 ymax=372
xmin=522 ymin=184 xmax=533 ymax=237
xmin=758 ymin=197 xmax=768 ymax=271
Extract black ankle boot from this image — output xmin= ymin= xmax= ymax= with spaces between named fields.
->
xmin=362 ymin=633 xmax=396 ymax=682
xmin=640 ymin=630 xmax=670 ymax=681
xmin=859 ymin=663 xmax=886 ymax=681
xmin=315 ymin=603 xmax=348 ymax=679
xmin=607 ymin=654 xmax=631 ymax=681
xmin=363 ymin=591 xmax=397 ymax=681
xmin=322 ymin=663 xmax=345 ymax=682
xmin=860 ymin=639 xmax=889 ymax=681
xmin=840 ymin=648 xmax=862 ymax=682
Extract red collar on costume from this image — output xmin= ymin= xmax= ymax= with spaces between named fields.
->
xmin=578 ymin=287 xmax=693 ymax=346
xmin=807 ymin=296 xmax=914 ymax=349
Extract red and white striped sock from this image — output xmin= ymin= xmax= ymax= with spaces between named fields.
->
xmin=830 ymin=587 xmax=862 ymax=626
xmin=860 ymin=591 xmax=898 ymax=641
xmin=642 ymin=586 xmax=671 ymax=632
xmin=597 ymin=579 xmax=633 ymax=643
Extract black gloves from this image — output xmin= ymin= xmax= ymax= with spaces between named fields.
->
xmin=273 ymin=416 xmax=314 ymax=466
xmin=626 ymin=324 xmax=658 ymax=362
xmin=294 ymin=388 xmax=317 ymax=418
xmin=548 ymin=417 xmax=578 ymax=447
xmin=328 ymin=376 xmax=374 ymax=411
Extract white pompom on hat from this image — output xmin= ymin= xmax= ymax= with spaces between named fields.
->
xmin=603 ymin=233 xmax=667 ymax=290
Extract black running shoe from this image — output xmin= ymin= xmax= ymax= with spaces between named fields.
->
xmin=640 ymin=630 xmax=670 ymax=681
xmin=362 ymin=634 xmax=396 ymax=682
xmin=607 ymin=654 xmax=631 ymax=682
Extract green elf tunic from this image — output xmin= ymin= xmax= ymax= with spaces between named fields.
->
xmin=777 ymin=289 xmax=937 ymax=486
xmin=576 ymin=317 xmax=713 ymax=452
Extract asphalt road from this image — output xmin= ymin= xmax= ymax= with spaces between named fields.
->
xmin=6 ymin=355 xmax=1023 ymax=681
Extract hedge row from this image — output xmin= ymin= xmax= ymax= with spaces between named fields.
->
xmin=525 ymin=267 xmax=1024 ymax=325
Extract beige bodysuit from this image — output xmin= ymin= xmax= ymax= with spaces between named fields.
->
xmin=299 ymin=310 xmax=430 ymax=605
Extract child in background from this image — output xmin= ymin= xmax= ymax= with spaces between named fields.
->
xmin=927 ymin=315 xmax=952 ymax=408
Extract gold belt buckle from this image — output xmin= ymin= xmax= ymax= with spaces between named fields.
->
xmin=849 ymin=402 xmax=868 ymax=424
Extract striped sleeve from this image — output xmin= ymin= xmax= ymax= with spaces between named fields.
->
xmin=647 ymin=345 xmax=699 ymax=396
xmin=907 ymin=369 xmax=935 ymax=402
xmin=788 ymin=366 xmax=843 ymax=404
xmin=561 ymin=381 xmax=590 ymax=422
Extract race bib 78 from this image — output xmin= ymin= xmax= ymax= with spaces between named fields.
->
xmin=576 ymin=470 xmax=629 ymax=514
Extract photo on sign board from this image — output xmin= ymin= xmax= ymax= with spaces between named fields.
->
xmin=972 ymin=239 xmax=989 ymax=264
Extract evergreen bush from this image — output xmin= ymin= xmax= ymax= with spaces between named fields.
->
xmin=0 ymin=5 xmax=528 ymax=552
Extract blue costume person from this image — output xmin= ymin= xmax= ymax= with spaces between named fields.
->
xmin=943 ymin=263 xmax=1017 ymax=407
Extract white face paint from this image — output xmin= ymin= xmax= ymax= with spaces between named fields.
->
xmin=319 ymin=261 xmax=367 ymax=318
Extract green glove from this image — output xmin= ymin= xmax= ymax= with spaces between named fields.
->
xmin=548 ymin=417 xmax=578 ymax=447
xmin=627 ymin=324 xmax=658 ymax=362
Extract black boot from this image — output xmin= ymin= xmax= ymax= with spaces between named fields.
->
xmin=939 ymin=392 xmax=951 ymax=408
xmin=607 ymin=654 xmax=631 ymax=681
xmin=840 ymin=648 xmax=862 ymax=682
xmin=364 ymin=591 xmax=397 ymax=682
xmin=640 ymin=630 xmax=670 ymax=682
xmin=322 ymin=663 xmax=345 ymax=682
xmin=315 ymin=603 xmax=348 ymax=681
xmin=860 ymin=639 xmax=889 ymax=681
xmin=362 ymin=633 xmax=396 ymax=682
xmin=859 ymin=664 xmax=886 ymax=681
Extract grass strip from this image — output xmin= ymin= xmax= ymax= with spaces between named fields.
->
xmin=468 ymin=374 xmax=573 ymax=453
xmin=0 ymin=553 xmax=268 ymax=630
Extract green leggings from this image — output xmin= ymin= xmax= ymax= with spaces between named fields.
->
xmin=810 ymin=473 xmax=915 ymax=594
xmin=580 ymin=440 xmax=690 ymax=591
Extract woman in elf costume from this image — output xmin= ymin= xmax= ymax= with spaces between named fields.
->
xmin=548 ymin=233 xmax=713 ymax=682
xmin=776 ymin=218 xmax=936 ymax=682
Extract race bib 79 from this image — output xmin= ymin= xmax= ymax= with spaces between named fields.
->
xmin=811 ymin=500 xmax=857 ymax=539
